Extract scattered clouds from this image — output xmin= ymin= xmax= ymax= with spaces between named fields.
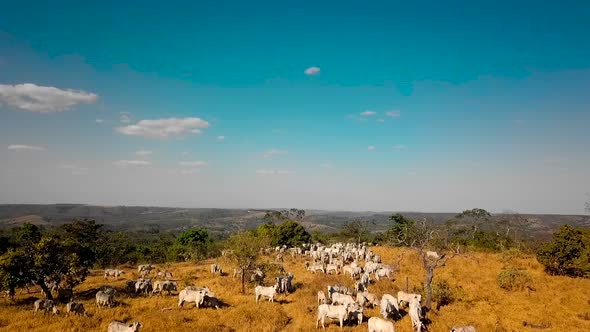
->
xmin=514 ymin=119 xmax=525 ymax=125
xmin=95 ymin=118 xmax=104 ymax=124
xmin=179 ymin=161 xmax=207 ymax=167
xmin=392 ymin=144 xmax=407 ymax=150
xmin=116 ymin=117 xmax=210 ymax=139
xmin=0 ymin=83 xmax=98 ymax=113
xmin=7 ymin=144 xmax=46 ymax=151
xmin=217 ymin=135 xmax=225 ymax=141
xmin=113 ymin=160 xmax=151 ymax=167
xmin=386 ymin=110 xmax=401 ymax=117
xmin=264 ymin=149 xmax=288 ymax=158
xmin=58 ymin=164 xmax=89 ymax=175
xmin=367 ymin=145 xmax=376 ymax=151
xmin=256 ymin=169 xmax=296 ymax=175
xmin=377 ymin=118 xmax=385 ymax=123
xmin=360 ymin=111 xmax=376 ymax=117
xmin=304 ymin=66 xmax=320 ymax=76
xmin=135 ymin=150 xmax=153 ymax=156
xmin=119 ymin=112 xmax=131 ymax=124
xmin=181 ymin=151 xmax=189 ymax=158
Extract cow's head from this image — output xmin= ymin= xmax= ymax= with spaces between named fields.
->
xmin=130 ymin=321 xmax=142 ymax=331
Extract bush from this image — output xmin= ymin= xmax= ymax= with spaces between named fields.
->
xmin=497 ymin=268 xmax=532 ymax=291
xmin=431 ymin=279 xmax=455 ymax=309
xmin=537 ymin=225 xmax=590 ymax=277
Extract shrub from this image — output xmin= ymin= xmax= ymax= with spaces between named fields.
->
xmin=431 ymin=279 xmax=455 ymax=309
xmin=497 ymin=268 xmax=532 ymax=291
xmin=536 ymin=225 xmax=590 ymax=277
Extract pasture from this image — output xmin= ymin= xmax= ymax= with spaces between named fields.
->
xmin=1 ymin=247 xmax=589 ymax=332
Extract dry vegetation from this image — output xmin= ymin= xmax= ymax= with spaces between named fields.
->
xmin=1 ymin=247 xmax=589 ymax=332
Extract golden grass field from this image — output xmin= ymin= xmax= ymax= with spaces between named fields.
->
xmin=1 ymin=246 xmax=589 ymax=332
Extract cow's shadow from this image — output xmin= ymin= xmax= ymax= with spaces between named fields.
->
xmin=275 ymin=299 xmax=292 ymax=304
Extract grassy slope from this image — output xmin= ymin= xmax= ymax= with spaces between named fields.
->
xmin=1 ymin=247 xmax=589 ymax=332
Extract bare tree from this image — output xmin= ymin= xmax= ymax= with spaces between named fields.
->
xmin=393 ymin=218 xmax=459 ymax=312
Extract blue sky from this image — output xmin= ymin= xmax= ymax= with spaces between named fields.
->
xmin=0 ymin=1 xmax=589 ymax=214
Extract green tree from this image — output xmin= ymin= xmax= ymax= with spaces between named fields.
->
xmin=386 ymin=213 xmax=417 ymax=245
xmin=226 ymin=231 xmax=269 ymax=294
xmin=0 ymin=220 xmax=100 ymax=299
xmin=274 ymin=220 xmax=311 ymax=247
xmin=174 ymin=228 xmax=213 ymax=262
xmin=537 ymin=225 xmax=590 ymax=277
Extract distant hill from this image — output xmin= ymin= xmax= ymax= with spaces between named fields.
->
xmin=0 ymin=204 xmax=588 ymax=239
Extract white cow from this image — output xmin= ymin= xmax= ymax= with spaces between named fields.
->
xmin=178 ymin=288 xmax=211 ymax=308
xmin=66 ymin=301 xmax=87 ymax=316
xmin=409 ymin=298 xmax=423 ymax=332
xmin=137 ymin=264 xmax=154 ymax=276
xmin=33 ymin=299 xmax=59 ymax=315
xmin=326 ymin=264 xmax=339 ymax=274
xmin=152 ymin=280 xmax=177 ymax=296
xmin=307 ymin=263 xmax=325 ymax=274
xmin=450 ymin=327 xmax=476 ymax=332
xmin=317 ymin=291 xmax=327 ymax=304
xmin=368 ymin=317 xmax=395 ymax=332
xmin=426 ymin=251 xmax=440 ymax=259
xmin=96 ymin=290 xmax=115 ymax=308
xmin=107 ymin=321 xmax=142 ymax=332
xmin=255 ymin=285 xmax=278 ymax=303
xmin=331 ymin=292 xmax=355 ymax=305
xmin=347 ymin=302 xmax=364 ymax=326
xmin=104 ymin=269 xmax=125 ymax=280
xmin=374 ymin=267 xmax=392 ymax=280
xmin=362 ymin=291 xmax=379 ymax=308
xmin=316 ymin=303 xmax=353 ymax=330
xmin=397 ymin=291 xmax=421 ymax=308
xmin=381 ymin=294 xmax=400 ymax=311
xmin=135 ymin=279 xmax=152 ymax=295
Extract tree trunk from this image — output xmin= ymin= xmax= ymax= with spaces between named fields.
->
xmin=241 ymin=268 xmax=246 ymax=295
xmin=424 ymin=267 xmax=434 ymax=311
xmin=39 ymin=281 xmax=53 ymax=300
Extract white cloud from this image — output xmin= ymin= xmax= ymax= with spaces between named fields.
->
xmin=377 ymin=118 xmax=385 ymax=123
xmin=256 ymin=169 xmax=296 ymax=175
xmin=264 ymin=149 xmax=288 ymax=158
xmin=386 ymin=110 xmax=401 ymax=117
xmin=367 ymin=146 xmax=376 ymax=151
xmin=514 ymin=119 xmax=524 ymax=125
xmin=217 ymin=135 xmax=225 ymax=141
xmin=181 ymin=151 xmax=189 ymax=158
xmin=113 ymin=160 xmax=151 ymax=167
xmin=135 ymin=150 xmax=153 ymax=156
xmin=304 ymin=66 xmax=320 ymax=76
xmin=116 ymin=117 xmax=210 ymax=139
xmin=95 ymin=118 xmax=104 ymax=124
xmin=7 ymin=144 xmax=46 ymax=151
xmin=179 ymin=161 xmax=207 ymax=167
xmin=392 ymin=144 xmax=407 ymax=150
xmin=119 ymin=112 xmax=131 ymax=123
xmin=320 ymin=163 xmax=333 ymax=169
xmin=0 ymin=83 xmax=98 ymax=113
xmin=360 ymin=111 xmax=376 ymax=116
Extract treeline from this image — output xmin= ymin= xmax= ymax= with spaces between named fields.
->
xmin=0 ymin=208 xmax=588 ymax=298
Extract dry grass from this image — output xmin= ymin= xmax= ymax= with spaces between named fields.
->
xmin=1 ymin=247 xmax=590 ymax=331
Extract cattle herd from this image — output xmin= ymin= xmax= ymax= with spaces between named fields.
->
xmin=26 ymin=242 xmax=476 ymax=331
